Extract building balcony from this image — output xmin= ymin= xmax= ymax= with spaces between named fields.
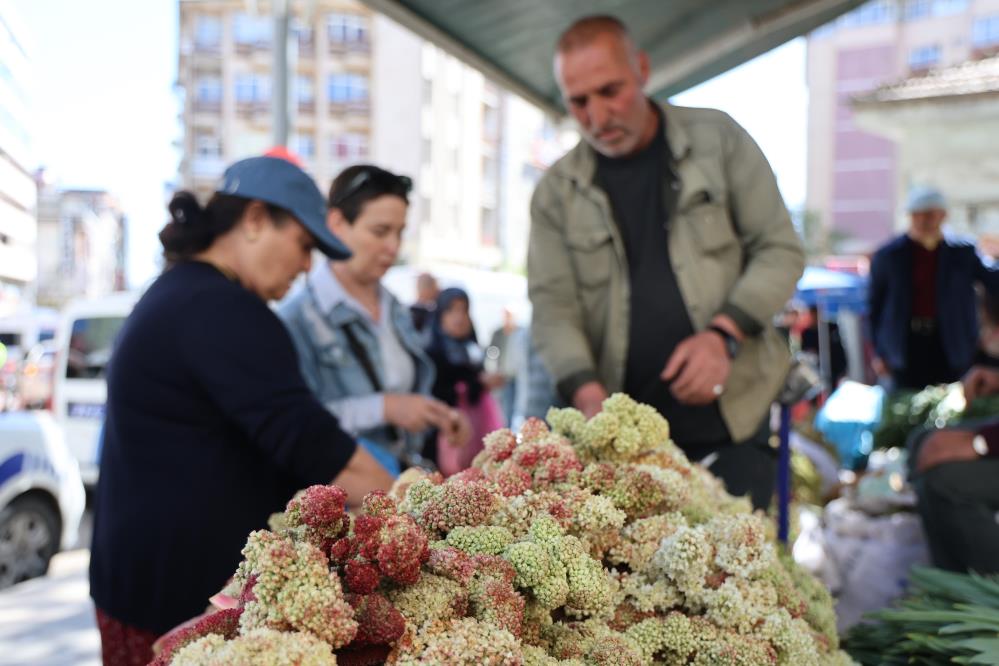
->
xmin=328 ymin=39 xmax=370 ymax=56
xmin=236 ymin=100 xmax=272 ymax=119
xmin=235 ymin=41 xmax=271 ymax=56
xmin=297 ymin=100 xmax=316 ymax=115
xmin=193 ymin=42 xmax=222 ymax=56
xmin=193 ymin=99 xmax=222 ymax=114
xmin=328 ymin=100 xmax=370 ymax=116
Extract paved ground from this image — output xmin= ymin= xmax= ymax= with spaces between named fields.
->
xmin=0 ymin=549 xmax=100 ymax=666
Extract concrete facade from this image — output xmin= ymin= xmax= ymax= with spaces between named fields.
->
xmin=34 ymin=187 xmax=127 ymax=308
xmin=0 ymin=0 xmax=36 ymax=316
xmin=852 ymin=55 xmax=999 ymax=239
xmin=806 ymin=0 xmax=999 ymax=251
xmin=176 ymin=0 xmax=562 ymax=272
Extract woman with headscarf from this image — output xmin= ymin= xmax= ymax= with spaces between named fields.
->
xmin=425 ymin=288 xmax=504 ymax=474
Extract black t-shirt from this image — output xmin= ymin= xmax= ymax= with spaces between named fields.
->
xmin=89 ymin=261 xmax=357 ymax=634
xmin=595 ymin=108 xmax=729 ymax=446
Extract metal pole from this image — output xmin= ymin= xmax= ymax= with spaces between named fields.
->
xmin=817 ymin=304 xmax=832 ymax=398
xmin=272 ymin=0 xmax=291 ymax=147
xmin=777 ymin=403 xmax=792 ymax=545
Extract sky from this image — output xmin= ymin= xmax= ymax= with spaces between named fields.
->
xmin=11 ymin=0 xmax=180 ymax=289
xmin=11 ymin=1 xmax=808 ymax=289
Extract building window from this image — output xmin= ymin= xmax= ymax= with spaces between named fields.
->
xmin=293 ymin=133 xmax=315 ymax=159
xmin=195 ymin=132 xmax=221 ymax=158
xmin=973 ymin=15 xmax=999 ymax=49
xmin=330 ymin=133 xmax=368 ymax=161
xmin=296 ymin=74 xmax=314 ymax=110
xmin=904 ymin=0 xmax=932 ymax=20
xmin=481 ymin=206 xmax=497 ymax=246
xmin=235 ymin=74 xmax=270 ymax=104
xmin=291 ymin=19 xmax=314 ymax=56
xmin=194 ymin=15 xmax=222 ymax=51
xmin=233 ymin=13 xmax=271 ymax=49
xmin=327 ymin=13 xmax=368 ymax=45
xmin=840 ymin=1 xmax=896 ymax=27
xmin=195 ymin=76 xmax=222 ymax=107
xmin=932 ymin=0 xmax=968 ymax=17
xmin=327 ymin=73 xmax=368 ymax=104
xmin=908 ymin=44 xmax=941 ymax=69
xmin=908 ymin=0 xmax=969 ymax=19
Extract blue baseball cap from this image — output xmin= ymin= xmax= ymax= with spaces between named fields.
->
xmin=217 ymin=156 xmax=351 ymax=259
xmin=906 ymin=185 xmax=947 ymax=214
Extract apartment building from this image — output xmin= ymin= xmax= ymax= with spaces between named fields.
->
xmin=0 ymin=0 xmax=36 ymax=316
xmin=806 ymin=0 xmax=999 ymax=250
xmin=35 ymin=185 xmax=127 ymax=307
xmin=176 ymin=0 xmax=562 ymax=271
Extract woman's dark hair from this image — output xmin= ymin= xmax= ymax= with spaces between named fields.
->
xmin=328 ymin=164 xmax=412 ymax=223
xmin=159 ymin=191 xmax=291 ymax=264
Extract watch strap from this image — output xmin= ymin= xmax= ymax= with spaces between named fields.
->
xmin=708 ymin=324 xmax=739 ymax=359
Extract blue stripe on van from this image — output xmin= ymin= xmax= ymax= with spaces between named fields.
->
xmin=0 ymin=453 xmax=25 ymax=490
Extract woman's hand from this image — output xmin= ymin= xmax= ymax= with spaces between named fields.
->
xmin=480 ymin=372 xmax=507 ymax=391
xmin=441 ymin=411 xmax=472 ymax=448
xmin=333 ymin=445 xmax=395 ymax=503
xmin=384 ymin=394 xmax=453 ymax=433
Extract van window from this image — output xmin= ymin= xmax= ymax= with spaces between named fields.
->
xmin=0 ymin=333 xmax=21 ymax=347
xmin=66 ymin=317 xmax=127 ymax=379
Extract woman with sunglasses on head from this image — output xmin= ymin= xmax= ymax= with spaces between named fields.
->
xmin=88 ymin=156 xmax=394 ymax=666
xmin=279 ymin=164 xmax=470 ymax=476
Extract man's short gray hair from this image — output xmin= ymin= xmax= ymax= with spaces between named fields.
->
xmin=556 ymin=15 xmax=634 ymax=54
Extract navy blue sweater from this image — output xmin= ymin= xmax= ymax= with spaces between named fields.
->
xmin=89 ymin=261 xmax=357 ymax=634
xmin=869 ymin=235 xmax=999 ymax=374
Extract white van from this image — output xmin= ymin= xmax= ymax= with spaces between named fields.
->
xmin=52 ymin=292 xmax=139 ymax=486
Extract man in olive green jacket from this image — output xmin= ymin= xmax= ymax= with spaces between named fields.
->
xmin=528 ymin=15 xmax=804 ymax=508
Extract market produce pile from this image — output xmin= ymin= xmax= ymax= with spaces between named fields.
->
xmin=844 ymin=567 xmax=999 ymax=665
xmin=874 ymin=382 xmax=999 ymax=450
xmin=156 ymin=394 xmax=853 ymax=665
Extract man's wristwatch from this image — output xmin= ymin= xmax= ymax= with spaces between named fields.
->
xmin=708 ymin=324 xmax=740 ymax=359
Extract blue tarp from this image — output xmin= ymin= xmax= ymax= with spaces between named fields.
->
xmin=795 ymin=266 xmax=868 ymax=315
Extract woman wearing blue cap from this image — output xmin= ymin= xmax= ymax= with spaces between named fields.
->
xmin=88 ymin=155 xmax=394 ymax=665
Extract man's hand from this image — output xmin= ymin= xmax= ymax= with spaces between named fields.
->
xmin=572 ymin=381 xmax=609 ymax=418
xmin=871 ymin=357 xmax=889 ymax=378
xmin=916 ymin=430 xmax=981 ymax=472
xmin=963 ymin=365 xmax=999 ymax=402
xmin=384 ymin=394 xmax=453 ymax=433
xmin=661 ymin=331 xmax=731 ymax=405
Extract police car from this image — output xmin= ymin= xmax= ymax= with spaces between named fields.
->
xmin=0 ymin=410 xmax=85 ymax=588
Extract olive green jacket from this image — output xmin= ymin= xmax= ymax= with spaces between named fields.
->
xmin=527 ymin=103 xmax=804 ymax=442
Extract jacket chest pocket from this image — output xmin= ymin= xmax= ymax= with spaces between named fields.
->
xmin=566 ymin=225 xmax=615 ymax=288
xmin=685 ymin=202 xmax=739 ymax=255
xmin=316 ymin=340 xmax=373 ymax=392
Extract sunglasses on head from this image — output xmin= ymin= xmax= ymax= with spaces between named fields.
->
xmin=330 ymin=167 xmax=413 ymax=207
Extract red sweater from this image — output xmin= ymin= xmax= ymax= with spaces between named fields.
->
xmin=911 ymin=239 xmax=939 ymax=319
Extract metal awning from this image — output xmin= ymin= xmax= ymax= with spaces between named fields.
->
xmin=359 ymin=0 xmax=866 ymax=116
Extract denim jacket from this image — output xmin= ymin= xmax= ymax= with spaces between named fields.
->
xmin=277 ymin=263 xmax=436 ymax=462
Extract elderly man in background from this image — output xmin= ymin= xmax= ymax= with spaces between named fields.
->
xmin=870 ymin=186 xmax=999 ymax=391
xmin=527 ymin=15 xmax=804 ymax=509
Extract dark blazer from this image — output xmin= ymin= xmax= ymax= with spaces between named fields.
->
xmin=869 ymin=234 xmax=999 ymax=374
